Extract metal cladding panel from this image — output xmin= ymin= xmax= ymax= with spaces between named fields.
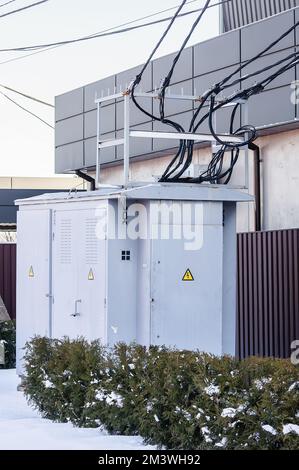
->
xmin=55 ymin=87 xmax=83 ymax=121
xmin=210 ymin=105 xmax=241 ymax=135
xmin=152 ymin=110 xmax=194 ymax=151
xmin=152 ymin=79 xmax=193 ymax=117
xmin=99 ymin=105 xmax=116 ymax=134
xmin=84 ymin=137 xmax=97 ymax=167
xmin=0 ymin=243 xmax=16 ymax=320
xmin=84 ymin=109 xmax=97 ymax=139
xmin=193 ymin=105 xmax=241 ymax=135
xmin=237 ymin=229 xmax=299 ymax=359
xmin=55 ymin=114 xmax=83 ymax=147
xmin=116 ymin=122 xmax=152 ymax=160
xmin=193 ymin=30 xmax=240 ymax=76
xmin=84 ymin=75 xmax=116 ymax=112
xmin=222 ymin=0 xmax=299 ymax=32
xmin=55 ymin=141 xmax=84 ymax=172
xmin=244 ymin=86 xmax=295 ymax=127
xmin=241 ymin=49 xmax=296 ymax=90
xmin=241 ymin=10 xmax=294 ymax=60
xmin=87 ymin=132 xmax=116 ymax=165
xmin=193 ymin=65 xmax=240 ymax=99
xmin=116 ymin=64 xmax=152 ymax=94
xmin=116 ymin=97 xmax=152 ymax=129
xmin=84 ymin=104 xmax=115 ymax=136
xmin=153 ymin=47 xmax=193 ymax=89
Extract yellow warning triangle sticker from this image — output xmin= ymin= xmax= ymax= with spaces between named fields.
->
xmin=28 ymin=266 xmax=34 ymax=278
xmin=88 ymin=268 xmax=94 ymax=281
xmin=182 ymin=269 xmax=194 ymax=281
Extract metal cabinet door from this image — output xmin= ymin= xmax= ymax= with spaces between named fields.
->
xmin=16 ymin=209 xmax=51 ymax=375
xmin=150 ymin=224 xmax=223 ymax=353
xmin=52 ymin=209 xmax=78 ymax=339
xmin=52 ymin=208 xmax=106 ymax=342
xmin=77 ymin=208 xmax=107 ymax=343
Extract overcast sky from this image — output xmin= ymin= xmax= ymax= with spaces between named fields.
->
xmin=0 ymin=0 xmax=219 ymax=177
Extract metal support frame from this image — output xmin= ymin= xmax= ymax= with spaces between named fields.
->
xmin=95 ymin=91 xmax=249 ymax=189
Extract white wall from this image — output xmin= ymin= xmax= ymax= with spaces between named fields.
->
xmin=256 ymin=129 xmax=299 ymax=231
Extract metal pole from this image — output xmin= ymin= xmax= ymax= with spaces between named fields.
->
xmin=96 ymin=101 xmax=101 ymax=188
xmin=211 ymin=108 xmax=217 ymax=162
xmin=243 ymin=100 xmax=250 ymax=231
xmin=244 ymin=101 xmax=249 ymax=191
xmin=123 ymin=93 xmax=130 ymax=187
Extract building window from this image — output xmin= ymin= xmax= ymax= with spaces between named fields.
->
xmin=121 ymin=250 xmax=131 ymax=261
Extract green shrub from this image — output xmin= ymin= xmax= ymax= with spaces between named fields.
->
xmin=24 ymin=337 xmax=299 ymax=450
xmin=24 ymin=336 xmax=108 ymax=426
xmin=0 ymin=320 xmax=16 ymax=369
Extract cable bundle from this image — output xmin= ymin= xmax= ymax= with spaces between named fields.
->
xmin=132 ymin=0 xmax=299 ymax=184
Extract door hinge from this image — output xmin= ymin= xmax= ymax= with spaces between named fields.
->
xmin=52 ymin=232 xmax=55 ymax=241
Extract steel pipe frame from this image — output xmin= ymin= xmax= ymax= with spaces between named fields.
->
xmin=95 ymin=90 xmax=249 ymax=189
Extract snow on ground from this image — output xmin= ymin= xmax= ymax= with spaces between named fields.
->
xmin=0 ymin=369 xmax=155 ymax=450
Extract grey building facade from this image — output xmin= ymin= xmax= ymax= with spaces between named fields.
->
xmin=55 ymin=6 xmax=299 ymax=173
xmin=221 ymin=0 xmax=299 ymax=32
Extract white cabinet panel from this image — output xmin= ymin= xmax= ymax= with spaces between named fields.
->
xmin=16 ymin=209 xmax=51 ymax=374
xmin=52 ymin=208 xmax=106 ymax=343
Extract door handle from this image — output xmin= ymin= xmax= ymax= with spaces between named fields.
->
xmin=71 ymin=299 xmax=82 ymax=317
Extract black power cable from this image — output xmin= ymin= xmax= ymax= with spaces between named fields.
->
xmin=131 ymin=0 xmax=192 ymax=183
xmin=160 ymin=13 xmax=299 ymax=184
xmin=0 ymin=0 xmax=202 ymax=67
xmin=0 ymin=0 xmax=18 ymax=8
xmin=159 ymin=0 xmax=211 ymax=121
xmin=0 ymin=90 xmax=53 ymax=128
xmin=0 ymin=0 xmax=50 ymax=19
xmin=132 ymin=0 xmax=188 ymax=92
xmin=0 ymin=83 xmax=53 ymax=107
xmin=0 ymin=0 xmax=230 ymax=53
xmin=130 ymin=0 xmax=212 ymax=183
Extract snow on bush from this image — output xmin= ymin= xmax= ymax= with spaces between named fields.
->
xmin=204 ymin=384 xmax=220 ymax=397
xmin=221 ymin=408 xmax=237 ymax=419
xmin=262 ymin=424 xmax=277 ymax=436
xmin=23 ymin=338 xmax=299 ymax=450
xmin=283 ymin=424 xmax=299 ymax=436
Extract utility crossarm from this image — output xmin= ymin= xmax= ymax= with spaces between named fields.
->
xmin=95 ymin=90 xmax=249 ymax=188
xmin=129 ymin=130 xmax=243 ymax=144
xmin=98 ymin=131 xmax=243 ymax=149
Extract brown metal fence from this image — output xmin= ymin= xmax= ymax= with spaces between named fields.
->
xmin=0 ymin=244 xmax=16 ymax=320
xmin=237 ymin=229 xmax=299 ymax=359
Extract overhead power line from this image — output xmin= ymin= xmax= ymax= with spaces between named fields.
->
xmin=0 ymin=0 xmax=230 ymax=53
xmin=0 ymin=0 xmax=207 ymax=133
xmin=0 ymin=89 xmax=53 ymax=128
xmin=0 ymin=0 xmax=18 ymax=8
xmin=0 ymin=83 xmax=53 ymax=107
xmin=0 ymin=0 xmax=50 ymax=19
xmin=0 ymin=0 xmax=202 ymax=66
